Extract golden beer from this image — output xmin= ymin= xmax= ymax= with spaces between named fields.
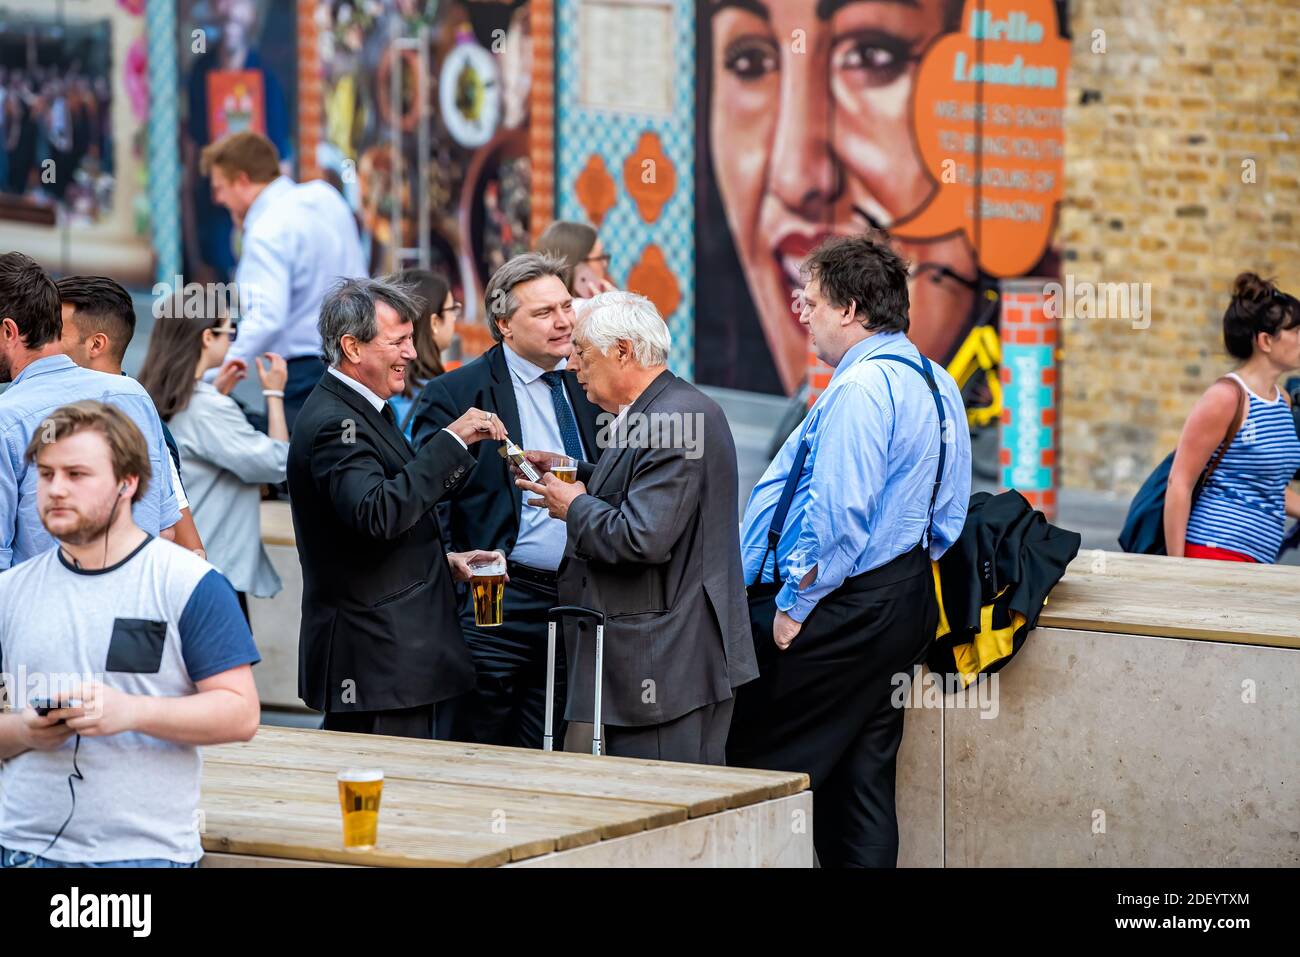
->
xmin=337 ymin=769 xmax=384 ymax=850
xmin=470 ymin=556 xmax=507 ymax=627
xmin=552 ymin=455 xmax=578 ymax=483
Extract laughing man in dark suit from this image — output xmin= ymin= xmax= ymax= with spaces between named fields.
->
xmin=288 ymin=276 xmax=508 ymax=739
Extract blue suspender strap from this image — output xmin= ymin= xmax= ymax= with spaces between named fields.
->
xmin=754 ymin=437 xmax=811 ymax=587
xmin=871 ymin=354 xmax=947 ymax=550
xmin=752 ymin=351 xmax=946 ymax=588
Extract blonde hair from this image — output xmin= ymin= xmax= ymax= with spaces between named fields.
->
xmin=25 ymin=401 xmax=152 ymax=503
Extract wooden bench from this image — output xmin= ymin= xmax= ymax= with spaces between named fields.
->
xmin=200 ymin=726 xmax=811 ymax=867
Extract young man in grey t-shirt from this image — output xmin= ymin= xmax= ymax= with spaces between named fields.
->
xmin=0 ymin=401 xmax=260 ymax=867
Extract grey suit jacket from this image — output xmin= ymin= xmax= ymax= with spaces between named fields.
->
xmin=558 ymin=370 xmax=758 ymax=728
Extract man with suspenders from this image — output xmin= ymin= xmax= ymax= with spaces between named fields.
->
xmin=727 ymin=235 xmax=972 ymax=868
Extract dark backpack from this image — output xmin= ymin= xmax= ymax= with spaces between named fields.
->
xmin=1119 ymin=376 xmax=1246 ymax=555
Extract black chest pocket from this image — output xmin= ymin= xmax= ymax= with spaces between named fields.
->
xmin=106 ymin=618 xmax=167 ymax=673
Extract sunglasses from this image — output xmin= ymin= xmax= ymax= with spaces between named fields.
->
xmin=211 ymin=325 xmax=238 ymax=341
xmin=440 ymin=300 xmax=463 ymax=318
xmin=582 ymin=254 xmax=611 ymax=268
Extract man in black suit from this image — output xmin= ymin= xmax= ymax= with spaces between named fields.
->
xmin=289 ymin=276 xmax=508 ymax=739
xmin=410 ymin=253 xmax=603 ymax=749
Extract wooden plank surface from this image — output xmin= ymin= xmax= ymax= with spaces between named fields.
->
xmin=210 ymin=727 xmax=808 ymax=814
xmin=201 ymin=727 xmax=807 ymax=866
xmin=202 ymin=765 xmax=683 ymax=866
xmin=1039 ymin=552 xmax=1300 ymax=648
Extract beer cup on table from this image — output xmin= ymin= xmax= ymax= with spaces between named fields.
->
xmin=337 ymin=768 xmax=384 ymax=850
xmin=470 ymin=554 xmax=507 ymax=628
xmin=552 ymin=456 xmax=578 ymax=483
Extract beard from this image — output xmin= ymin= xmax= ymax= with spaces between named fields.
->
xmin=43 ymin=494 xmax=118 ymax=546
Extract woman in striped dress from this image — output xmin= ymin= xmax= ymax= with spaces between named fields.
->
xmin=1166 ymin=273 xmax=1300 ymax=563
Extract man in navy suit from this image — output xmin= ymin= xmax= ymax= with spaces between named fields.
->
xmin=411 ymin=253 xmax=604 ymax=749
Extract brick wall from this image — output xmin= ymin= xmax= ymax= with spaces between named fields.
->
xmin=530 ymin=0 xmax=556 ymax=238
xmin=296 ymin=0 xmax=321 ymax=182
xmin=1001 ymin=284 xmax=1059 ymax=518
xmin=1059 ymin=0 xmax=1300 ymax=494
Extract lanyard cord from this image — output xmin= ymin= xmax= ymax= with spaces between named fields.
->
xmin=36 ymin=732 xmax=83 ymax=858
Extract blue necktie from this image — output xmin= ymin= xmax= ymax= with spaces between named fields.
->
xmin=541 ymin=371 xmax=584 ymax=460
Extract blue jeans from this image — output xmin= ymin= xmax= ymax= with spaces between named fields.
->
xmin=0 ymin=844 xmax=197 ymax=868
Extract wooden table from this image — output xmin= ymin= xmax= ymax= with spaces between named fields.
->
xmin=1040 ymin=550 xmax=1300 ymax=648
xmin=200 ymin=726 xmax=811 ymax=867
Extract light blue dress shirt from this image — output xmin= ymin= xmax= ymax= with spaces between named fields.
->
xmin=503 ymin=345 xmax=586 ymax=571
xmin=740 ymin=331 xmax=972 ymax=622
xmin=0 ymin=355 xmax=181 ymax=570
xmin=228 ymin=175 xmax=367 ymax=365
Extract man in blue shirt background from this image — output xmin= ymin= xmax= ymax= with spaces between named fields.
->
xmin=727 ymin=234 xmax=972 ymax=868
xmin=0 ymin=252 xmax=181 ymax=570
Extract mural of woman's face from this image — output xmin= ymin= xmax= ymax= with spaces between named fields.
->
xmin=710 ymin=0 xmax=972 ymax=393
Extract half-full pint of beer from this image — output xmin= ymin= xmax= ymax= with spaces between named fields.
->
xmin=552 ymin=457 xmax=578 ymax=484
xmin=470 ymin=555 xmax=507 ymax=628
xmin=337 ymin=768 xmax=384 ymax=850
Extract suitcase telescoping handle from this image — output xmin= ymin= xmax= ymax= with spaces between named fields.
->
xmin=545 ymin=605 xmax=606 ymax=756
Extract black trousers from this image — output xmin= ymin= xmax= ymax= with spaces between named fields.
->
xmin=321 ymin=700 xmax=458 ymax=740
xmin=726 ymin=545 xmax=937 ymax=868
xmin=451 ymin=563 xmax=567 ymax=750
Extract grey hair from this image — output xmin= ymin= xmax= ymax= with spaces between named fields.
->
xmin=575 ymin=291 xmax=671 ymax=367
xmin=483 ymin=252 xmax=569 ymax=341
xmin=319 ymin=276 xmax=420 ymax=367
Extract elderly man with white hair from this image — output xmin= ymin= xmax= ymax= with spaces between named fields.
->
xmin=517 ymin=292 xmax=758 ymax=764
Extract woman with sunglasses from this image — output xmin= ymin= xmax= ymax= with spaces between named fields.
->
xmin=138 ymin=313 xmax=289 ymax=616
xmin=387 ymin=269 xmax=461 ymax=439
xmin=535 ymin=220 xmax=618 ymax=300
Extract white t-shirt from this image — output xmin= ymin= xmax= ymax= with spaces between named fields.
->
xmin=0 ymin=537 xmax=259 ymax=863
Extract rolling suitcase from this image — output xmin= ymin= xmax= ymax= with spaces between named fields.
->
xmin=543 ymin=605 xmax=605 ymax=756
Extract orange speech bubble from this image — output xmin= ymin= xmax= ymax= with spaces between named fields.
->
xmin=891 ymin=0 xmax=1069 ymax=278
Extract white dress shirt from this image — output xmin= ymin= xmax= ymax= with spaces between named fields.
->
xmin=502 ymin=344 xmax=586 ymax=571
xmin=231 ymin=176 xmax=367 ymax=366
xmin=327 ymin=367 xmax=467 ymax=449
